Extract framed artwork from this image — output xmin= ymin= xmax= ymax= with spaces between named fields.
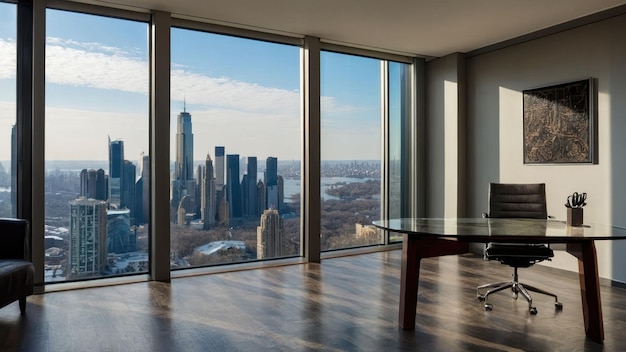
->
xmin=523 ymin=78 xmax=596 ymax=164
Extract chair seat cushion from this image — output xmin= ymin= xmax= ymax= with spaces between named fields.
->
xmin=0 ymin=260 xmax=35 ymax=298
xmin=486 ymin=243 xmax=553 ymax=268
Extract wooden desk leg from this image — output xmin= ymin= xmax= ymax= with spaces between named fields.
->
xmin=399 ymin=234 xmax=420 ymax=329
xmin=567 ymin=241 xmax=604 ymax=343
xmin=399 ymin=235 xmax=469 ymax=330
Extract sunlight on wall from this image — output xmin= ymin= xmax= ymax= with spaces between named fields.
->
xmin=444 ymin=80 xmax=458 ymax=218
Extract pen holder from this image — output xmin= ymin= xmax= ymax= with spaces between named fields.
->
xmin=567 ymin=207 xmax=583 ymax=227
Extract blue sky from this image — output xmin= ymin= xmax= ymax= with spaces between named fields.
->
xmin=0 ymin=5 xmax=385 ymax=163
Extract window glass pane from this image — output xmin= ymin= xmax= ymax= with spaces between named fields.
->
xmin=45 ymin=9 xmax=150 ymax=282
xmin=0 ymin=2 xmax=16 ymax=218
xmin=388 ymin=61 xmax=411 ymax=243
xmin=170 ymin=28 xmax=301 ymax=268
xmin=320 ymin=51 xmax=383 ymax=250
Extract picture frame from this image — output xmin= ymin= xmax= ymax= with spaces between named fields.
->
xmin=523 ymin=78 xmax=596 ymax=164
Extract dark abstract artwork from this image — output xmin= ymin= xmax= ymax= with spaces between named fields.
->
xmin=523 ymin=79 xmax=594 ymax=164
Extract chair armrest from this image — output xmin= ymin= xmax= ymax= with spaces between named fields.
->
xmin=0 ymin=218 xmax=31 ymax=261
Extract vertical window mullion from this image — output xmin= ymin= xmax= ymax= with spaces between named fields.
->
xmin=381 ymin=60 xmax=390 ymax=245
xmin=150 ymin=10 xmax=171 ymax=282
xmin=303 ymin=36 xmax=321 ymax=262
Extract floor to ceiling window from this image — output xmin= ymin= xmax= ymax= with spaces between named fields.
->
xmin=169 ymin=27 xmax=301 ymax=268
xmin=0 ymin=2 xmax=16 ymax=219
xmin=320 ymin=51 xmax=383 ymax=250
xmin=44 ymin=9 xmax=150 ymax=282
xmin=320 ymin=51 xmax=412 ymax=250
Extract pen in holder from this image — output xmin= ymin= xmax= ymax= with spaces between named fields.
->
xmin=565 ymin=192 xmax=586 ymax=227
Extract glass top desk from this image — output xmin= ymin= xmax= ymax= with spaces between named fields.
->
xmin=372 ymin=218 xmax=626 ymax=343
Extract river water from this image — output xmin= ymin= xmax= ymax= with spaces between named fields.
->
xmin=282 ymin=176 xmax=378 ymax=201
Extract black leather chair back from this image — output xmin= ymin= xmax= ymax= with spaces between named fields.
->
xmin=488 ymin=183 xmax=547 ymax=219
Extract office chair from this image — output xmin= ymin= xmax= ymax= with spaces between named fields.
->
xmin=476 ymin=183 xmax=563 ymax=314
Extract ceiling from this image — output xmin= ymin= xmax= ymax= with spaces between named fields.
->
xmin=80 ymin=0 xmax=626 ymax=57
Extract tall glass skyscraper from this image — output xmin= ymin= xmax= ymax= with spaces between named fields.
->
xmin=175 ymin=110 xmax=194 ymax=181
xmin=245 ymin=156 xmax=258 ymax=216
xmin=215 ymin=146 xmax=225 ymax=190
xmin=226 ymin=154 xmax=242 ymax=218
xmin=172 ymin=109 xmax=195 ymax=208
xmin=108 ymin=138 xmax=124 ymax=208
xmin=265 ymin=157 xmax=278 ymax=210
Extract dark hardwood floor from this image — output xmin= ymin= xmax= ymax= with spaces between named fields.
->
xmin=1 ymin=250 xmax=626 ymax=351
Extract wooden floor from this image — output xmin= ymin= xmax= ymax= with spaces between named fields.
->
xmin=1 ymin=250 xmax=626 ymax=351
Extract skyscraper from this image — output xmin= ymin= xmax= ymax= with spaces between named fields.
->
xmin=172 ymin=109 xmax=195 ymax=210
xmin=69 ymin=197 xmax=108 ymax=278
xmin=257 ymin=180 xmax=266 ymax=216
xmin=136 ymin=153 xmax=149 ymax=225
xmin=215 ymin=146 xmax=225 ymax=190
xmin=107 ymin=208 xmax=134 ymax=254
xmin=245 ymin=156 xmax=258 ymax=217
xmin=195 ymin=164 xmax=204 ymax=216
xmin=80 ymin=169 xmax=107 ymax=200
xmin=175 ymin=110 xmax=194 ymax=181
xmin=226 ymin=154 xmax=242 ymax=218
xmin=122 ymin=160 xmax=136 ymax=216
xmin=202 ymin=153 xmax=216 ymax=229
xmin=256 ymin=208 xmax=284 ymax=259
xmin=265 ymin=157 xmax=279 ymax=210
xmin=108 ymin=137 xmax=124 ymax=208
xmin=265 ymin=157 xmax=278 ymax=186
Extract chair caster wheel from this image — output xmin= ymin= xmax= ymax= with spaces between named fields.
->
xmin=529 ymin=307 xmax=537 ymax=315
xmin=485 ymin=303 xmax=493 ymax=311
xmin=477 ymin=295 xmax=485 ymax=302
xmin=555 ymin=302 xmax=563 ymax=310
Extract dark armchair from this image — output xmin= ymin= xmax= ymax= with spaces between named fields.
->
xmin=476 ymin=183 xmax=563 ymax=314
xmin=0 ymin=218 xmax=34 ymax=314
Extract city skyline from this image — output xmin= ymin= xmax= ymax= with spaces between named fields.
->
xmin=0 ymin=6 xmax=383 ymax=162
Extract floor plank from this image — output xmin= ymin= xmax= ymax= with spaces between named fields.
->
xmin=1 ymin=250 xmax=625 ymax=351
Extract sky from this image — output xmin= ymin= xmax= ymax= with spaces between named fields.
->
xmin=0 ymin=5 xmax=388 ymax=164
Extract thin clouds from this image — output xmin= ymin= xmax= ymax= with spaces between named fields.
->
xmin=0 ymin=35 xmax=377 ymax=160
xmin=0 ymin=39 xmax=16 ymax=79
xmin=2 ymin=36 xmax=359 ymax=117
xmin=171 ymin=69 xmax=299 ymax=114
xmin=46 ymin=37 xmax=148 ymax=94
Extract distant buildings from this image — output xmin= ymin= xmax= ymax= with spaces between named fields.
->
xmin=54 ymin=103 xmax=296 ymax=281
xmin=164 ymin=108 xmax=288 ymax=235
xmin=68 ymin=137 xmax=146 ymax=279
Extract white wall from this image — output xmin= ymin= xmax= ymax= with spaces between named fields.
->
xmin=426 ymin=53 xmax=467 ymax=218
xmin=463 ymin=14 xmax=626 ymax=282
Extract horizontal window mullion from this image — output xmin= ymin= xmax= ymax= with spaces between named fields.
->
xmin=321 ymin=42 xmax=414 ymax=64
xmin=171 ymin=17 xmax=302 ymax=47
xmin=46 ymin=0 xmax=150 ymax=22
